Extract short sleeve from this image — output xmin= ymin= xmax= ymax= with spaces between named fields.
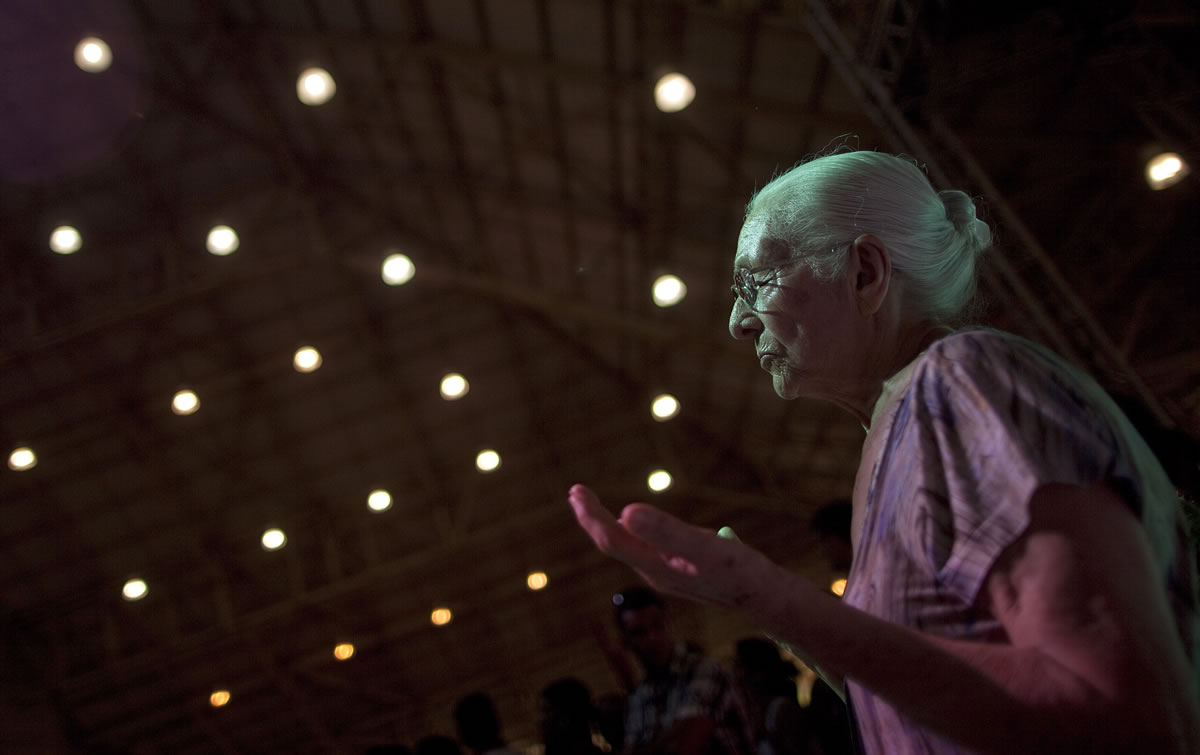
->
xmin=892 ymin=331 xmax=1141 ymax=605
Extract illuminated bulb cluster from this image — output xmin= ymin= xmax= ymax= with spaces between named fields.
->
xmin=647 ymin=469 xmax=673 ymax=492
xmin=527 ymin=571 xmax=549 ymax=591
xmin=122 ymin=578 xmax=148 ymax=601
xmin=475 ymin=449 xmax=501 ymax=473
xmin=172 ymin=389 xmax=199 ymax=415
xmin=652 ymin=274 xmax=687 ymax=307
xmin=8 ymin=447 xmax=36 ymax=471
xmin=261 ymin=528 xmax=286 ymax=551
xmin=293 ymin=346 xmax=322 ymax=373
xmin=654 ymin=72 xmax=696 ymax=113
xmin=297 ymin=67 xmax=336 ymax=106
xmin=651 ymin=393 xmax=680 ymax=422
xmin=333 ymin=643 xmax=355 ymax=661
xmin=74 ymin=37 xmax=112 ymax=73
xmin=381 ymin=253 xmax=415 ymax=285
xmin=1146 ymin=152 xmax=1190 ymax=190
xmin=50 ymin=226 xmax=82 ymax=254
xmin=367 ymin=489 xmax=393 ymax=512
xmin=440 ymin=373 xmax=468 ymax=400
xmin=206 ymin=225 xmax=239 ymax=256
xmin=430 ymin=607 xmax=453 ymax=626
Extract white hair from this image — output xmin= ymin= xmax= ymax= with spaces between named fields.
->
xmin=746 ymin=151 xmax=992 ymax=324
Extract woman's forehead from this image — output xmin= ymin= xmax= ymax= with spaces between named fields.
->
xmin=734 ymin=222 xmax=790 ymax=267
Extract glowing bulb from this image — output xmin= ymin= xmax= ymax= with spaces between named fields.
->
xmin=653 ymin=72 xmax=696 ymax=113
xmin=297 ymin=67 xmax=336 ymax=105
xmin=367 ymin=489 xmax=392 ymax=512
xmin=172 ymin=389 xmax=199 ymax=415
xmin=431 ymin=607 xmax=452 ymax=626
xmin=475 ymin=449 xmax=501 ymax=472
xmin=206 ymin=225 xmax=239 ymax=256
xmin=333 ymin=643 xmax=355 ymax=660
xmin=647 ymin=469 xmax=673 ymax=492
xmin=74 ymin=37 xmax=112 ymax=73
xmin=651 ymin=393 xmax=680 ymax=421
xmin=440 ymin=373 xmax=468 ymax=400
xmin=831 ymin=578 xmax=847 ymax=597
xmin=261 ymin=528 xmax=286 ymax=551
xmin=8 ymin=447 xmax=36 ymax=471
xmin=1146 ymin=152 xmax=1189 ymax=190
xmin=122 ymin=578 xmax=148 ymax=601
xmin=652 ymin=274 xmax=687 ymax=307
xmin=527 ymin=571 xmax=548 ymax=591
xmin=381 ymin=253 xmax=415 ymax=285
xmin=210 ymin=690 xmax=231 ymax=707
xmin=293 ymin=346 xmax=322 ymax=372
xmin=49 ymin=225 xmax=82 ymax=254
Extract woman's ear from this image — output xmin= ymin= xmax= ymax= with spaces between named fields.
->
xmin=849 ymin=234 xmax=891 ymax=316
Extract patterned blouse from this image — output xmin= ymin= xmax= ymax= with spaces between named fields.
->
xmin=842 ymin=329 xmax=1198 ymax=754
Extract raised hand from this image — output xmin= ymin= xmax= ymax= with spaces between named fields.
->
xmin=567 ymin=483 xmax=776 ymax=611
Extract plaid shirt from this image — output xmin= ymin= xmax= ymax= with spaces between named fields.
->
xmin=625 ymin=642 xmax=754 ymax=755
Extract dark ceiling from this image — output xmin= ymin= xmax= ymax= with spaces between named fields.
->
xmin=2 ymin=1 xmax=1197 ymax=752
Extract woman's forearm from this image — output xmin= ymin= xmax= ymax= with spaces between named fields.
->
xmin=745 ymin=567 xmax=1187 ymax=755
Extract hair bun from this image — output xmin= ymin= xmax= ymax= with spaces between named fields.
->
xmin=938 ymin=189 xmax=991 ymax=254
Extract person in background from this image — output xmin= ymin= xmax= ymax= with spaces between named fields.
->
xmin=614 ymin=586 xmax=753 ymax=755
xmin=540 ymin=677 xmax=605 ymax=755
xmin=414 ymin=736 xmax=462 ymax=755
xmin=733 ymin=638 xmax=813 ymax=755
xmin=569 ymin=149 xmax=1200 ymax=754
xmin=453 ymin=692 xmax=520 ymax=755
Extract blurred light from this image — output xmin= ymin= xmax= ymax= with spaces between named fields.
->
xmin=333 ymin=643 xmax=355 ymax=661
xmin=172 ymin=389 xmax=199 ymax=415
xmin=74 ymin=37 xmax=112 ymax=73
xmin=475 ymin=449 xmax=501 ymax=472
xmin=293 ymin=346 xmax=322 ymax=373
xmin=49 ymin=225 xmax=82 ymax=254
xmin=367 ymin=489 xmax=393 ymax=512
xmin=653 ymin=72 xmax=695 ymax=113
xmin=261 ymin=528 xmax=286 ymax=551
xmin=1146 ymin=152 xmax=1189 ymax=190
xmin=122 ymin=578 xmax=148 ymax=601
xmin=652 ymin=274 xmax=687 ymax=307
xmin=651 ymin=393 xmax=680 ymax=421
xmin=430 ymin=607 xmax=452 ymax=626
xmin=210 ymin=690 xmax=231 ymax=707
xmin=527 ymin=571 xmax=548 ymax=591
xmin=830 ymin=578 xmax=847 ymax=597
xmin=206 ymin=225 xmax=239 ymax=256
xmin=647 ymin=469 xmax=673 ymax=492
xmin=381 ymin=253 xmax=415 ymax=285
xmin=297 ymin=67 xmax=336 ymax=106
xmin=8 ymin=447 xmax=36 ymax=471
xmin=440 ymin=373 xmax=469 ymax=400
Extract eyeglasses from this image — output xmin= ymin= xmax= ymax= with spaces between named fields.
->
xmin=731 ymin=259 xmax=805 ymax=311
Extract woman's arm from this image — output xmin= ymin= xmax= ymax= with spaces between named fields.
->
xmin=568 ymin=482 xmax=1200 ymax=755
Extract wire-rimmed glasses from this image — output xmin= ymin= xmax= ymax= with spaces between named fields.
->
xmin=730 ymin=259 xmax=805 ymax=311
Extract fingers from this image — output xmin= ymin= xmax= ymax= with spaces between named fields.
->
xmin=620 ymin=503 xmax=717 ymax=556
xmin=567 ymin=485 xmax=654 ymax=563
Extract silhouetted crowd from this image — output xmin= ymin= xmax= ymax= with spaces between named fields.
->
xmin=365 ymin=582 xmax=855 ymax=755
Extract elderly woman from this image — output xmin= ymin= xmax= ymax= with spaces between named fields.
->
xmin=568 ymin=151 xmax=1200 ymax=754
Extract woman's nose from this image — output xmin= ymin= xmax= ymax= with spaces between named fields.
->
xmin=728 ymin=298 xmax=762 ymax=341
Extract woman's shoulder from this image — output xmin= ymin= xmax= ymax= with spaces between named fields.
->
xmin=919 ymin=327 xmax=1074 ymax=382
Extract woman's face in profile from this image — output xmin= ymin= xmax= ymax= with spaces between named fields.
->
xmin=729 ymin=220 xmax=861 ymax=402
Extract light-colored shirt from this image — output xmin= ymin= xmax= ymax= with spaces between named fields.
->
xmin=844 ymin=329 xmax=1198 ymax=754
